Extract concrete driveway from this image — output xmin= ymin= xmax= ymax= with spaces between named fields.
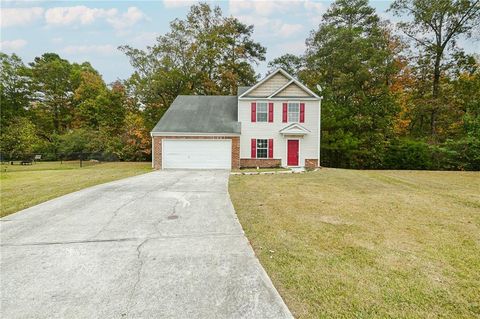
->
xmin=1 ymin=170 xmax=292 ymax=318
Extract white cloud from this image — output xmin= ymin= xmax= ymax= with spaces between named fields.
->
xmin=237 ymin=15 xmax=303 ymax=38
xmin=230 ymin=0 xmax=291 ymax=16
xmin=278 ymin=23 xmax=303 ymax=37
xmin=0 ymin=7 xmax=44 ymax=27
xmin=45 ymin=6 xmax=116 ymax=26
xmin=304 ymin=0 xmax=325 ymax=15
xmin=163 ymin=0 xmax=198 ymax=8
xmin=0 ymin=39 xmax=27 ymax=51
xmin=62 ymin=44 xmax=117 ymax=56
xmin=107 ymin=7 xmax=146 ymax=30
xmin=44 ymin=6 xmax=145 ymax=30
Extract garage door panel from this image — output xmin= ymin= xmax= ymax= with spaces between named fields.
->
xmin=163 ymin=140 xmax=231 ymax=169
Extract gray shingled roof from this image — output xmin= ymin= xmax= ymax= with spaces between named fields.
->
xmin=151 ymin=95 xmax=240 ymax=134
xmin=237 ymin=86 xmax=251 ymax=96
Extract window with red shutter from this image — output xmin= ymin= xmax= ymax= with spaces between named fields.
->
xmin=282 ymin=103 xmax=287 ymax=122
xmin=268 ymin=103 xmax=274 ymax=122
xmin=300 ymin=103 xmax=305 ymax=123
xmin=268 ymin=139 xmax=274 ymax=158
xmin=251 ymin=139 xmax=256 ymax=158
xmin=251 ymin=102 xmax=256 ymax=122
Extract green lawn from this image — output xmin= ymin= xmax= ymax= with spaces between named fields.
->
xmin=0 ymin=161 xmax=151 ymax=217
xmin=229 ymin=169 xmax=480 ymax=318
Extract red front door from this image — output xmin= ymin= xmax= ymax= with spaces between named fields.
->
xmin=287 ymin=140 xmax=299 ymax=166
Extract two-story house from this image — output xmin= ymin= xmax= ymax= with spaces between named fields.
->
xmin=151 ymin=68 xmax=321 ymax=169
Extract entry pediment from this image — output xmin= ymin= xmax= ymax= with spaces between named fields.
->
xmin=279 ymin=123 xmax=310 ymax=136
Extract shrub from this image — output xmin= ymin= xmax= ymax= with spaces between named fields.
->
xmin=385 ymin=139 xmax=433 ymax=169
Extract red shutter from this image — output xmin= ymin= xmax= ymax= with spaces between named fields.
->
xmin=268 ymin=102 xmax=274 ymax=122
xmin=282 ymin=103 xmax=288 ymax=122
xmin=300 ymin=103 xmax=305 ymax=123
xmin=251 ymin=139 xmax=256 ymax=158
xmin=268 ymin=139 xmax=274 ymax=158
xmin=251 ymin=102 xmax=256 ymax=122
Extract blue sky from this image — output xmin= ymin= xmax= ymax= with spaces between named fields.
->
xmin=1 ymin=1 xmax=478 ymax=83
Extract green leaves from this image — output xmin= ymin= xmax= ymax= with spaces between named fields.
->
xmin=304 ymin=0 xmax=400 ymax=168
xmin=121 ymin=2 xmax=266 ymax=111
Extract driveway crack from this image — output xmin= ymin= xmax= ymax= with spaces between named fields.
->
xmin=91 ymin=187 xmax=164 ymax=240
xmin=126 ymin=238 xmax=149 ymax=314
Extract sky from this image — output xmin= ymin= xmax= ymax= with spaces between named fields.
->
xmin=1 ymin=0 xmax=478 ymax=83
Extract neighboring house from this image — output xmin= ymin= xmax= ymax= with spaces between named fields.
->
xmin=151 ymin=68 xmax=322 ymax=170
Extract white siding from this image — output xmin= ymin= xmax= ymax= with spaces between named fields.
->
xmin=238 ymin=100 xmax=320 ymax=167
xmin=247 ymin=73 xmax=290 ymax=97
xmin=275 ymin=83 xmax=311 ymax=97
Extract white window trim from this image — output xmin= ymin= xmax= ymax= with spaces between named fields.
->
xmin=256 ymin=101 xmax=268 ymax=122
xmin=256 ymin=138 xmax=268 ymax=159
xmin=287 ymin=101 xmax=300 ymax=123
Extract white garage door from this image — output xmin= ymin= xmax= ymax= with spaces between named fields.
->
xmin=163 ymin=139 xmax=232 ymax=169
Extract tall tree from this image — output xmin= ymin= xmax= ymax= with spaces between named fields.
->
xmin=28 ymin=53 xmax=75 ymax=136
xmin=120 ymin=3 xmax=265 ymax=129
xmin=267 ymin=54 xmax=304 ymax=77
xmin=390 ymin=0 xmax=480 ymax=136
xmin=304 ymin=0 xmax=402 ymax=168
xmin=0 ymin=53 xmax=30 ymax=128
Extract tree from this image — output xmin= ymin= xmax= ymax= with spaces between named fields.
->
xmin=267 ymin=54 xmax=304 ymax=77
xmin=73 ymin=70 xmax=108 ymax=128
xmin=219 ymin=17 xmax=266 ymax=94
xmin=0 ymin=117 xmax=40 ymax=160
xmin=304 ymin=0 xmax=402 ymax=168
xmin=0 ymin=53 xmax=30 ymax=128
xmin=119 ymin=112 xmax=151 ymax=161
xmin=28 ymin=53 xmax=75 ymax=135
xmin=120 ymin=3 xmax=265 ymax=129
xmin=390 ymin=0 xmax=480 ymax=136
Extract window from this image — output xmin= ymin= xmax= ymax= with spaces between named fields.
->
xmin=257 ymin=139 xmax=268 ymax=158
xmin=288 ymin=102 xmax=299 ymax=122
xmin=256 ymin=102 xmax=268 ymax=122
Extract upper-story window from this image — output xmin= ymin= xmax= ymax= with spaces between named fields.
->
xmin=288 ymin=102 xmax=300 ymax=122
xmin=257 ymin=102 xmax=268 ymax=122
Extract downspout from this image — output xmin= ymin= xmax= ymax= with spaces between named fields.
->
xmin=151 ymin=133 xmax=154 ymax=169
xmin=318 ymin=96 xmax=323 ymax=167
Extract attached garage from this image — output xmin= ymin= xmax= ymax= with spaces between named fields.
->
xmin=162 ymin=139 xmax=232 ymax=169
xmin=151 ymin=95 xmax=240 ymax=170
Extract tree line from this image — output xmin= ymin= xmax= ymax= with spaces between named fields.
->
xmin=1 ymin=0 xmax=479 ymax=169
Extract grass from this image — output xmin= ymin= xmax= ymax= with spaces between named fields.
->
xmin=0 ymin=161 xmax=151 ymax=217
xmin=229 ymin=168 xmax=480 ymax=318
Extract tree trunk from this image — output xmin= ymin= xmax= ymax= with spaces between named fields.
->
xmin=430 ymin=109 xmax=436 ymax=138
xmin=430 ymin=50 xmax=443 ymax=137
xmin=432 ymin=52 xmax=442 ymax=99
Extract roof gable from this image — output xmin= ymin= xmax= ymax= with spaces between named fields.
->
xmin=247 ymin=72 xmax=289 ymax=97
xmin=269 ymin=81 xmax=312 ymax=98
xmin=239 ymin=68 xmax=319 ymax=99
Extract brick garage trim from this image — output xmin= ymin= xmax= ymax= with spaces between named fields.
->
xmin=152 ymin=135 xmax=240 ymax=169
xmin=305 ymin=159 xmax=319 ymax=168
xmin=240 ymin=158 xmax=281 ymax=168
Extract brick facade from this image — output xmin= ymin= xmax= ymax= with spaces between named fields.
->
xmin=152 ymin=135 xmax=240 ymax=169
xmin=305 ymin=159 xmax=319 ymax=168
xmin=239 ymin=158 xmax=282 ymax=168
xmin=152 ymin=135 xmax=318 ymax=170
